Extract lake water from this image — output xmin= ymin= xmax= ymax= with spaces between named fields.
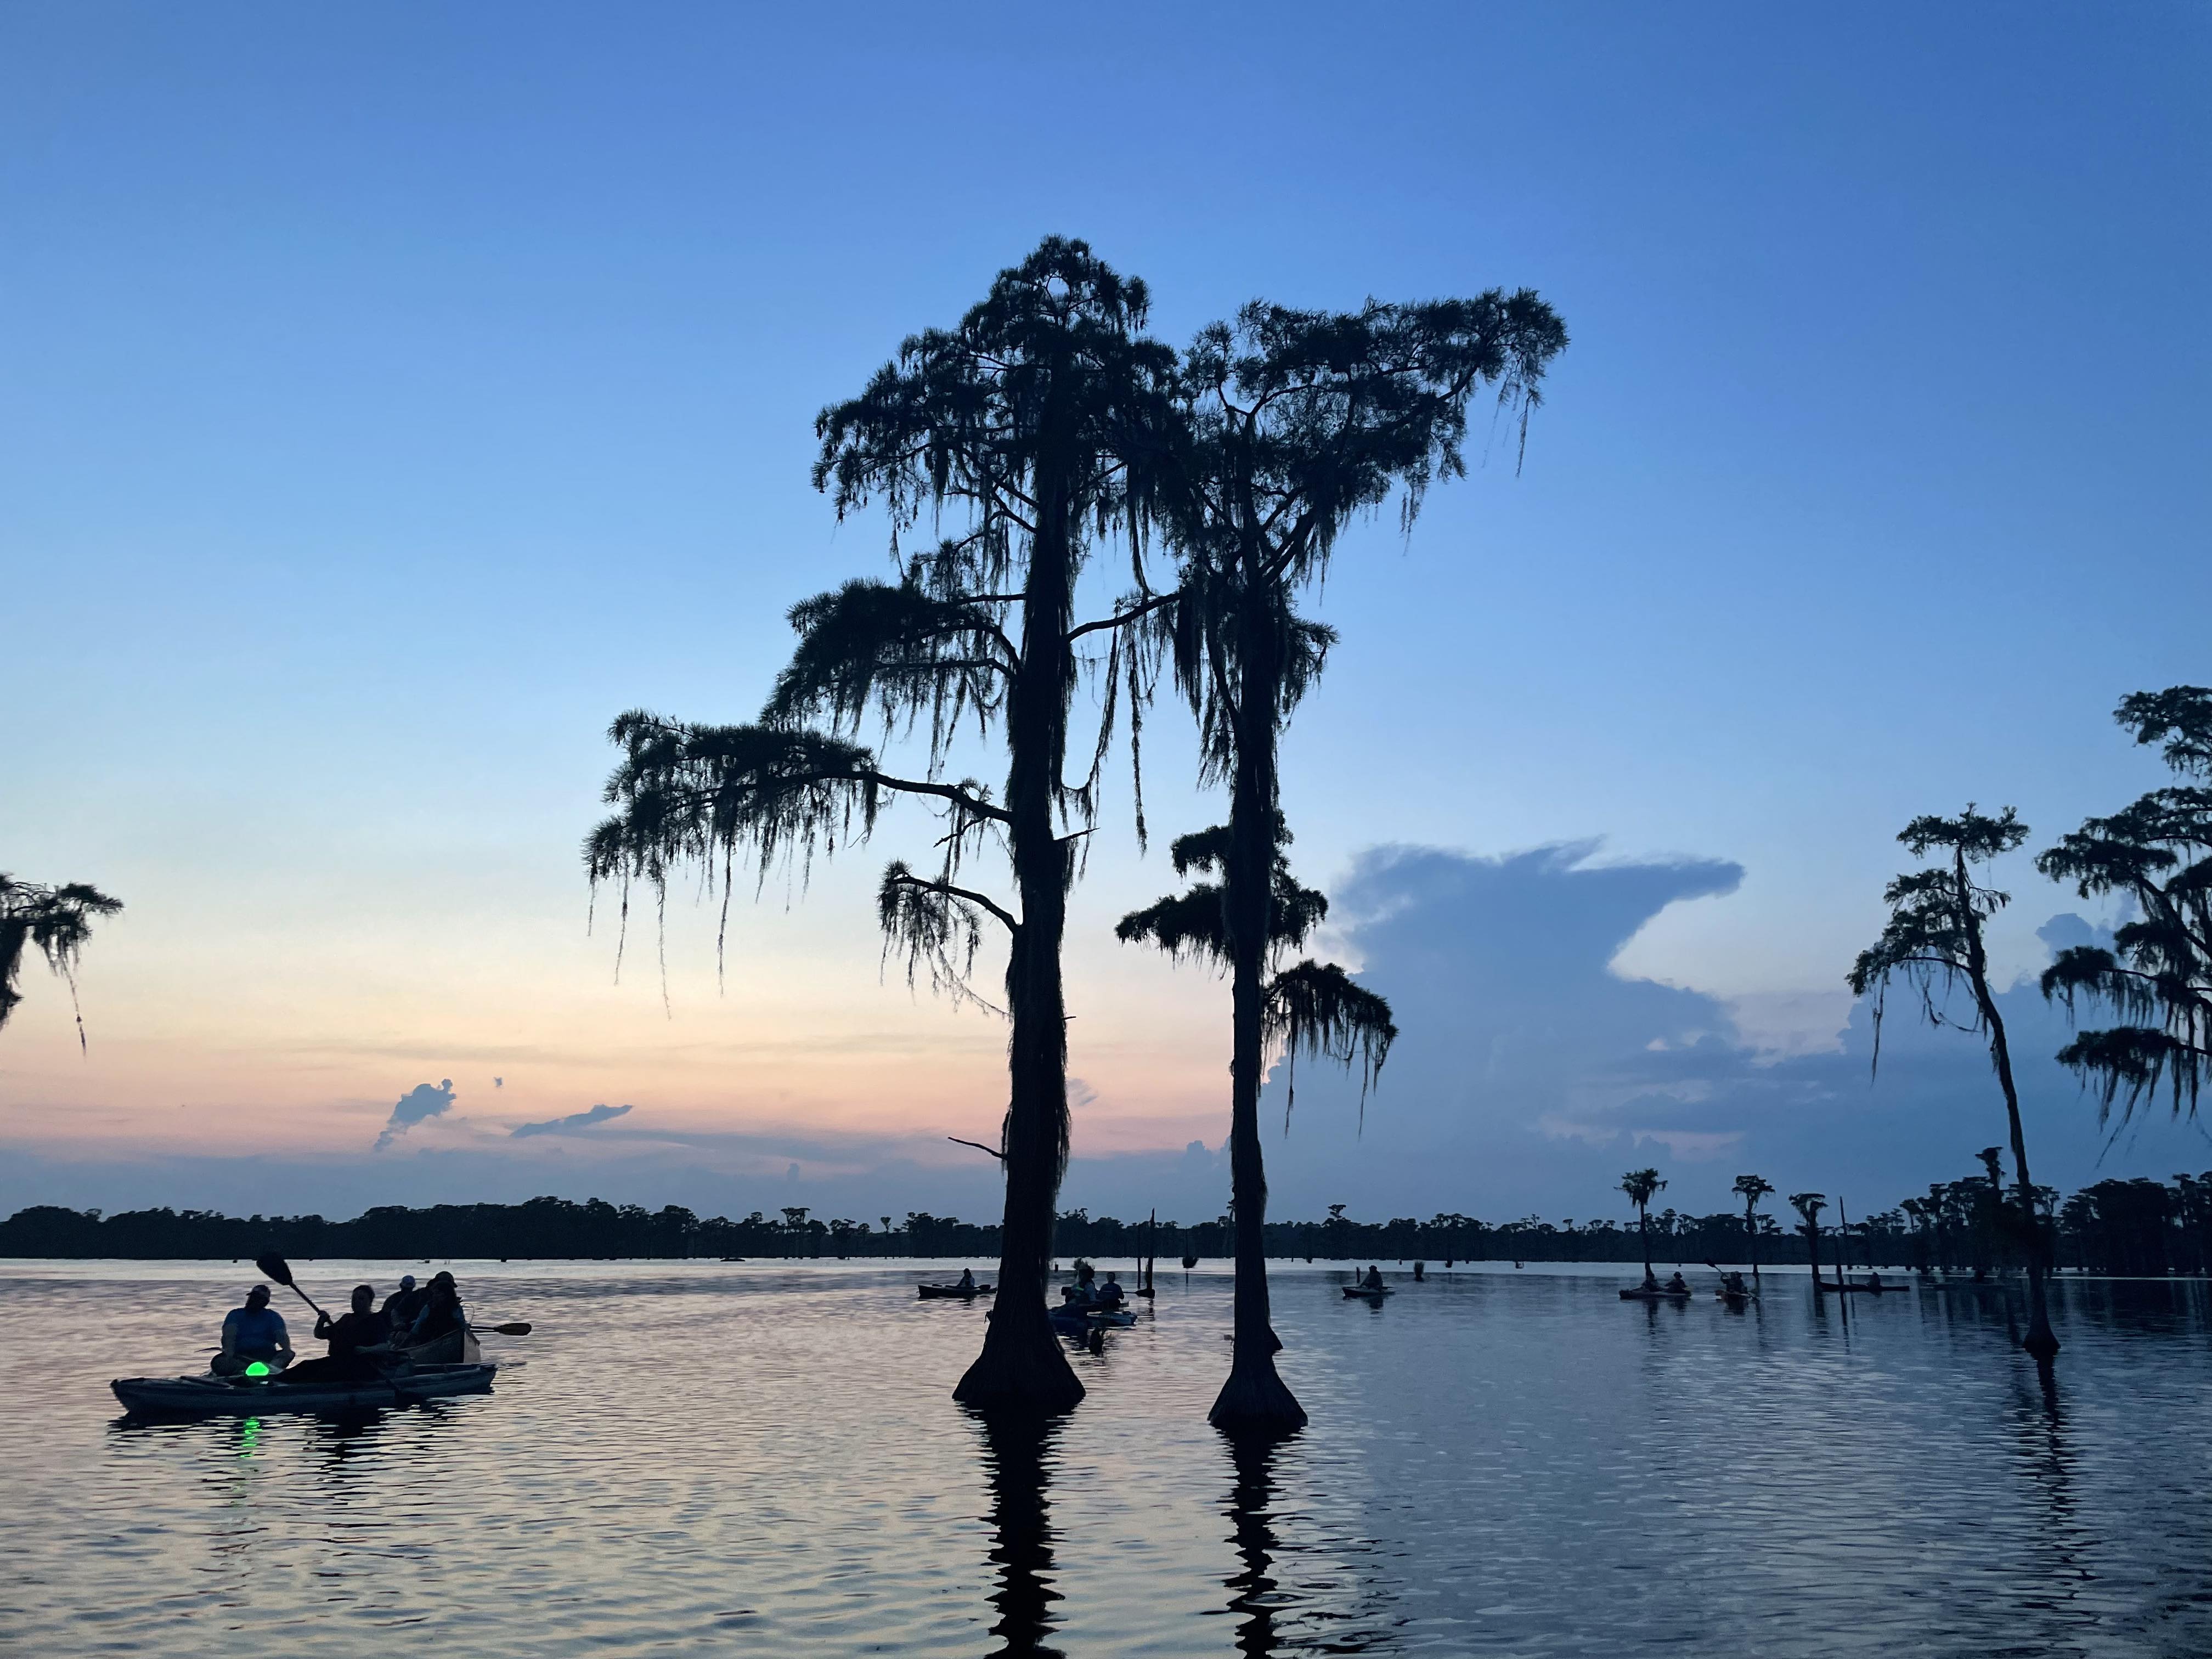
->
xmin=4 ymin=1259 xmax=2211 ymax=1657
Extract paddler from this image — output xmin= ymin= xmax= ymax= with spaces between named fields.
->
xmin=1721 ymin=1271 xmax=1749 ymax=1297
xmin=404 ymin=1271 xmax=467 ymax=1362
xmin=956 ymin=1266 xmax=977 ymax=1291
xmin=1361 ymin=1265 xmax=1385 ymax=1291
xmin=381 ymin=1273 xmax=426 ymax=1328
xmin=1664 ymin=1271 xmax=1690 ymax=1295
xmin=214 ymin=1283 xmax=294 ymax=1376
xmin=1097 ymin=1273 xmax=1125 ymax=1310
xmin=285 ymin=1284 xmax=395 ymax=1384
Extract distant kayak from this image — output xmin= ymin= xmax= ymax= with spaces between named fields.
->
xmin=1344 ymin=1285 xmax=1393 ymax=1300
xmin=1619 ymin=1287 xmax=1692 ymax=1300
xmin=917 ymin=1283 xmax=994 ymax=1299
xmin=113 ymin=1362 xmax=496 ymax=1417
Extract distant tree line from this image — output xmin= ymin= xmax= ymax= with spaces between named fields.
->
xmin=10 ymin=1173 xmax=2212 ymax=1276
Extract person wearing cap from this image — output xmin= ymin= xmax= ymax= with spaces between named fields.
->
xmin=213 ymin=1284 xmax=294 ymax=1376
xmin=381 ymin=1274 xmax=426 ymax=1328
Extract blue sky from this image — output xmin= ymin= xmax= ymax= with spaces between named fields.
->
xmin=2 ymin=4 xmax=2206 ymax=1223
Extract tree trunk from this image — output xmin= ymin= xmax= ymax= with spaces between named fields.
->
xmin=1210 ymin=552 xmax=1305 ymax=1436
xmin=1805 ymin=1221 xmax=1821 ymax=1288
xmin=954 ymin=421 xmax=1084 ymax=1417
xmin=1745 ymin=1203 xmax=1760 ymax=1288
xmin=1638 ymin=1207 xmax=1652 ymax=1278
xmin=1960 ymin=847 xmax=2060 ymax=1360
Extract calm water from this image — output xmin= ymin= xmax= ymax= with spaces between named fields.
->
xmin=4 ymin=1259 xmax=2211 ymax=1657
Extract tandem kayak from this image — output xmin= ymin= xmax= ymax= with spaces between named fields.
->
xmin=112 ymin=1362 xmax=497 ymax=1417
xmin=1344 ymin=1286 xmax=1393 ymax=1300
xmin=917 ymin=1283 xmax=995 ymax=1299
xmin=1619 ymin=1288 xmax=1692 ymax=1300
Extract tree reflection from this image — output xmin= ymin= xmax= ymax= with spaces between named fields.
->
xmin=1224 ymin=1430 xmax=1289 ymax=1657
xmin=973 ymin=1410 xmax=1064 ymax=1658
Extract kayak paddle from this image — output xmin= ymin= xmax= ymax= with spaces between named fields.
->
xmin=255 ymin=1253 xmax=329 ymax=1319
xmin=469 ymin=1322 xmax=532 ymax=1336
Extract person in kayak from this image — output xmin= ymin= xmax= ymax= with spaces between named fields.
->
xmin=1720 ymin=1271 xmax=1750 ymax=1297
xmin=1864 ymin=1270 xmax=1886 ymax=1292
xmin=1096 ymin=1273 xmax=1125 ymax=1310
xmin=382 ymin=1273 xmax=426 ymax=1328
xmin=956 ymin=1267 xmax=976 ymax=1291
xmin=214 ymin=1284 xmax=294 ymax=1375
xmin=1664 ymin=1272 xmax=1690 ymax=1295
xmin=1361 ymin=1265 xmax=1385 ymax=1291
xmin=404 ymin=1271 xmax=467 ymax=1361
xmin=1639 ymin=1269 xmax=1661 ymax=1292
xmin=284 ymin=1285 xmax=395 ymax=1384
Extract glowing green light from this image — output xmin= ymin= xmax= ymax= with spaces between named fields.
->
xmin=244 ymin=1361 xmax=271 ymax=1378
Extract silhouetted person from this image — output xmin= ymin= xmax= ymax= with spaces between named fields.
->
xmin=213 ymin=1283 xmax=292 ymax=1375
xmin=957 ymin=1267 xmax=976 ymax=1291
xmin=382 ymin=1273 xmax=426 ymax=1327
xmin=1097 ymin=1273 xmax=1124 ymax=1310
xmin=1864 ymin=1270 xmax=1886 ymax=1292
xmin=1722 ymin=1271 xmax=1749 ymax=1297
xmin=405 ymin=1271 xmax=466 ymax=1362
xmin=286 ymin=1284 xmax=393 ymax=1384
xmin=1361 ymin=1265 xmax=1384 ymax=1290
xmin=1640 ymin=1269 xmax=1660 ymax=1292
xmin=1665 ymin=1271 xmax=1689 ymax=1295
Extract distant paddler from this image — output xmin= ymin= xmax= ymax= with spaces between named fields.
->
xmin=1361 ymin=1265 xmax=1385 ymax=1292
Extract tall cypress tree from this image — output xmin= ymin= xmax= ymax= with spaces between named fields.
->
xmin=1850 ymin=806 xmax=2058 ymax=1357
xmin=1143 ymin=293 xmax=1566 ymax=1432
xmin=590 ymin=239 xmax=1177 ymax=1414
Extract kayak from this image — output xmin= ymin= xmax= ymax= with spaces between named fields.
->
xmin=112 ymin=1362 xmax=496 ymax=1417
xmin=1344 ymin=1286 xmax=1393 ymax=1300
xmin=917 ymin=1283 xmax=995 ymax=1299
xmin=1619 ymin=1287 xmax=1693 ymax=1300
xmin=1049 ymin=1304 xmax=1133 ymax=1333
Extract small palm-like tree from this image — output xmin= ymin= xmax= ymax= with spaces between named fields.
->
xmin=1850 ymin=805 xmax=2057 ymax=1357
xmin=1733 ymin=1174 xmax=1775 ymax=1288
xmin=0 ymin=876 xmax=123 ymax=1048
xmin=1789 ymin=1192 xmax=1828 ymax=1286
xmin=1621 ymin=1168 xmax=1666 ymax=1280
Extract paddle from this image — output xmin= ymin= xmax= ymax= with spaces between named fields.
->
xmin=470 ymin=1322 xmax=532 ymax=1336
xmin=255 ymin=1253 xmax=329 ymax=1320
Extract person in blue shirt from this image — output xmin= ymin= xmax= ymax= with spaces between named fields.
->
xmin=214 ymin=1284 xmax=293 ymax=1376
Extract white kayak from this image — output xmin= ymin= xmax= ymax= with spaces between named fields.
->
xmin=112 ymin=1362 xmax=496 ymax=1416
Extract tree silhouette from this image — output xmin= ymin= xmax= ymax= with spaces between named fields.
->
xmin=1138 ymin=291 xmax=1564 ymax=1432
xmin=2039 ymin=686 xmax=2212 ymax=1122
xmin=1788 ymin=1192 xmax=1827 ymax=1285
xmin=1118 ymin=822 xmax=1395 ymax=1393
xmin=588 ymin=239 xmax=1177 ymax=1416
xmin=1849 ymin=805 xmax=2057 ymax=1357
xmin=0 ymin=876 xmax=123 ymax=1048
xmin=1621 ymin=1168 xmax=1666 ymax=1280
xmin=1732 ymin=1173 xmax=1774 ymax=1288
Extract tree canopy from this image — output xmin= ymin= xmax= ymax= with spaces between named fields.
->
xmin=2039 ymin=687 xmax=2212 ymax=1121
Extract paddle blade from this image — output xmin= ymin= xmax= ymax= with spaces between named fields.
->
xmin=490 ymin=1322 xmax=532 ymax=1336
xmin=255 ymin=1254 xmax=295 ymax=1288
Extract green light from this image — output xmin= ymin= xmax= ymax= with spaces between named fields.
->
xmin=244 ymin=1361 xmax=271 ymax=1378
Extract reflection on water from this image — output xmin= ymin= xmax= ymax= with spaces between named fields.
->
xmin=7 ymin=1261 xmax=2212 ymax=1655
xmin=976 ymin=1410 xmax=1063 ymax=1658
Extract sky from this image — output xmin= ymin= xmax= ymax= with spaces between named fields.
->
xmin=2 ymin=4 xmax=2208 ymax=1228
